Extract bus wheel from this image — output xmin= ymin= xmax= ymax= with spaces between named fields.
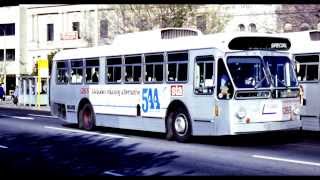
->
xmin=79 ymin=104 xmax=95 ymax=131
xmin=167 ymin=108 xmax=192 ymax=142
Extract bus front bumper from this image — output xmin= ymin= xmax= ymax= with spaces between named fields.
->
xmin=232 ymin=120 xmax=302 ymax=134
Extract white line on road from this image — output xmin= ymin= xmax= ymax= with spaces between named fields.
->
xmin=0 ymin=114 xmax=34 ymax=120
xmin=0 ymin=145 xmax=8 ymax=149
xmin=28 ymin=114 xmax=58 ymax=119
xmin=253 ymin=154 xmax=320 ymax=167
xmin=44 ymin=126 xmax=127 ymax=139
xmin=103 ymin=171 xmax=124 ymax=176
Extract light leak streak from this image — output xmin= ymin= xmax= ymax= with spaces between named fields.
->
xmin=0 ymin=114 xmax=34 ymax=120
xmin=44 ymin=126 xmax=128 ymax=139
xmin=0 ymin=145 xmax=8 ymax=149
xmin=103 ymin=171 xmax=124 ymax=176
xmin=27 ymin=114 xmax=58 ymax=119
xmin=253 ymin=154 xmax=320 ymax=167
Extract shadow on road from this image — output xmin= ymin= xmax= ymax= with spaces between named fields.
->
xmin=63 ymin=123 xmax=318 ymax=147
xmin=192 ymin=130 xmax=306 ymax=147
xmin=0 ymin=129 xmax=185 ymax=176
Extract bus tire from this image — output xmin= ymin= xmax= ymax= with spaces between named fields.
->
xmin=167 ymin=108 xmax=192 ymax=143
xmin=79 ymin=103 xmax=96 ymax=131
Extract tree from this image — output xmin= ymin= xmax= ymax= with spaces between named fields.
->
xmin=112 ymin=5 xmax=229 ymax=34
xmin=31 ymin=49 xmax=60 ymax=76
xmin=47 ymin=49 xmax=60 ymax=76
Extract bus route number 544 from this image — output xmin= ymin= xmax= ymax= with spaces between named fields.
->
xmin=142 ymin=88 xmax=160 ymax=113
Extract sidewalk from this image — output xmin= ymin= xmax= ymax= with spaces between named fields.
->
xmin=0 ymin=96 xmax=50 ymax=112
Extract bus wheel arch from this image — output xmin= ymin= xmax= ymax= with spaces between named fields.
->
xmin=165 ymin=100 xmax=192 ymax=142
xmin=78 ymin=98 xmax=96 ymax=131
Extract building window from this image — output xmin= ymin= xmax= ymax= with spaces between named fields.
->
xmin=249 ymin=23 xmax=257 ymax=32
xmin=47 ymin=24 xmax=54 ymax=41
xmin=0 ymin=49 xmax=3 ymax=61
xmin=0 ymin=23 xmax=15 ymax=36
xmin=100 ymin=19 xmax=108 ymax=39
xmin=239 ymin=24 xmax=245 ymax=31
xmin=6 ymin=49 xmax=15 ymax=61
xmin=72 ymin=22 xmax=80 ymax=39
xmin=284 ymin=23 xmax=293 ymax=32
xmin=196 ymin=15 xmax=207 ymax=33
xmin=300 ymin=23 xmax=311 ymax=31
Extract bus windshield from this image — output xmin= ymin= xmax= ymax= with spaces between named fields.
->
xmin=263 ymin=56 xmax=298 ymax=88
xmin=227 ymin=56 xmax=270 ymax=89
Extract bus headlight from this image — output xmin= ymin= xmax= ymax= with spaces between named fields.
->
xmin=293 ymin=107 xmax=300 ymax=115
xmin=236 ymin=108 xmax=247 ymax=119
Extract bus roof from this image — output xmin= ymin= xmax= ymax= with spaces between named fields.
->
xmin=53 ymin=30 xmax=291 ymax=61
xmin=280 ymin=30 xmax=320 ymax=54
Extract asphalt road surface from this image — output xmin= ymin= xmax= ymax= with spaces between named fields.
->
xmin=1 ymin=107 xmax=320 ymax=176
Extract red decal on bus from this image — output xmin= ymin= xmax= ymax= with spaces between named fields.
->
xmin=171 ymin=85 xmax=183 ymax=96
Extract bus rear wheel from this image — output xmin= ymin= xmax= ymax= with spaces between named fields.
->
xmin=79 ymin=103 xmax=95 ymax=131
xmin=166 ymin=108 xmax=192 ymax=143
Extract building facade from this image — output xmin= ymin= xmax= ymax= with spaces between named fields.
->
xmin=0 ymin=6 xmax=27 ymax=95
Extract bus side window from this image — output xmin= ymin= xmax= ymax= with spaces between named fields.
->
xmin=167 ymin=51 xmax=188 ymax=82
xmin=106 ymin=57 xmax=122 ymax=83
xmin=194 ymin=55 xmax=214 ymax=95
xmin=144 ymin=53 xmax=164 ymax=83
xmin=56 ymin=61 xmax=69 ymax=84
xmin=217 ymin=59 xmax=233 ymax=99
xmin=295 ymin=55 xmax=319 ymax=82
xmin=70 ymin=59 xmax=83 ymax=84
xmin=124 ymin=55 xmax=142 ymax=83
xmin=85 ymin=58 xmax=99 ymax=84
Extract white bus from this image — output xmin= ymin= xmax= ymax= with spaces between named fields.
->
xmin=282 ymin=30 xmax=320 ymax=131
xmin=50 ymin=28 xmax=301 ymax=142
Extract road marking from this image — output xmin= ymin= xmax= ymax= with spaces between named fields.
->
xmin=44 ymin=126 xmax=127 ymax=139
xmin=28 ymin=114 xmax=58 ymax=119
xmin=103 ymin=171 xmax=124 ymax=176
xmin=0 ymin=145 xmax=8 ymax=149
xmin=0 ymin=114 xmax=34 ymax=120
xmin=253 ymin=155 xmax=320 ymax=167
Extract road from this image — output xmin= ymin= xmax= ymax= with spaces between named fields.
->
xmin=1 ymin=107 xmax=320 ymax=176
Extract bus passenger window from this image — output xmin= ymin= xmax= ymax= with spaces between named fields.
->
xmin=194 ymin=55 xmax=214 ymax=95
xmin=70 ymin=60 xmax=83 ymax=84
xmin=56 ymin=61 xmax=69 ymax=84
xmin=167 ymin=52 xmax=188 ymax=82
xmin=85 ymin=58 xmax=100 ymax=84
xmin=295 ymin=55 xmax=319 ymax=82
xmin=124 ymin=55 xmax=142 ymax=83
xmin=144 ymin=54 xmax=164 ymax=83
xmin=106 ymin=57 xmax=122 ymax=83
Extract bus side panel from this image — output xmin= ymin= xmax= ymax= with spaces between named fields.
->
xmin=300 ymin=83 xmax=319 ymax=117
xmin=214 ymin=100 xmax=232 ymax=135
xmin=188 ymin=48 xmax=222 ymax=136
xmin=300 ymin=83 xmax=320 ymax=131
xmin=95 ymin=114 xmax=145 ymax=131
xmin=189 ymin=95 xmax=216 ymax=136
xmin=66 ymin=111 xmax=78 ymax=123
